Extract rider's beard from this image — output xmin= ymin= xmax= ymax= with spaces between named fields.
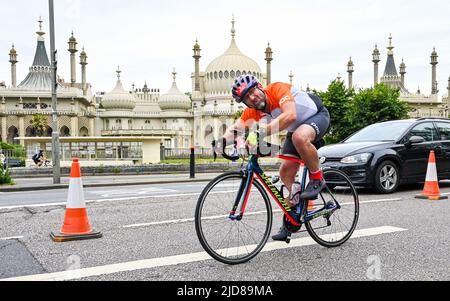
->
xmin=254 ymin=99 xmax=266 ymax=111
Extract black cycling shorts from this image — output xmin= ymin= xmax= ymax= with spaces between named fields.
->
xmin=282 ymin=107 xmax=330 ymax=158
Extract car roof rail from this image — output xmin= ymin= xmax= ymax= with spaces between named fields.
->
xmin=416 ymin=117 xmax=450 ymax=121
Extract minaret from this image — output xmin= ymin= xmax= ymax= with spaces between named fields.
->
xmin=289 ymin=70 xmax=294 ymax=85
xmin=372 ymin=44 xmax=380 ymax=86
xmin=80 ymin=47 xmax=88 ymax=95
xmin=431 ymin=47 xmax=439 ymax=95
xmin=68 ymin=32 xmax=78 ymax=87
xmin=399 ymin=58 xmax=406 ymax=87
xmin=193 ymin=39 xmax=201 ymax=92
xmin=447 ymin=77 xmax=450 ymax=102
xmin=9 ymin=44 xmax=18 ymax=88
xmin=192 ymin=39 xmax=203 ymax=148
xmin=265 ymin=42 xmax=273 ymax=85
xmin=347 ymin=57 xmax=354 ymax=89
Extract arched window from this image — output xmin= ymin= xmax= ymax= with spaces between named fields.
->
xmin=60 ymin=126 xmax=70 ymax=137
xmin=79 ymin=127 xmax=89 ymax=137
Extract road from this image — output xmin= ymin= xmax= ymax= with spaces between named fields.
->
xmin=0 ymin=180 xmax=449 ymax=282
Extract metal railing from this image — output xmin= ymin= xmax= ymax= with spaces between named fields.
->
xmin=163 ymin=147 xmax=213 ymax=159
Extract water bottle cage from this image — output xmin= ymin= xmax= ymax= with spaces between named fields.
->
xmin=289 ymin=182 xmax=302 ymax=206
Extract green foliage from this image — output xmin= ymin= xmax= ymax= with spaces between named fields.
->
xmin=112 ymin=167 xmax=121 ymax=174
xmin=345 ymin=84 xmax=410 ymax=135
xmin=316 ymin=82 xmax=410 ymax=144
xmin=0 ymin=143 xmax=26 ymax=159
xmin=316 ymin=80 xmax=355 ymax=144
xmin=0 ymin=164 xmax=13 ymax=185
xmin=30 ymin=114 xmax=49 ymax=137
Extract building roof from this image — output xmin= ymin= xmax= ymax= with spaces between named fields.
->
xmin=17 ymin=24 xmax=62 ymax=91
xmin=204 ymin=18 xmax=262 ymax=95
xmin=102 ymin=69 xmax=136 ymax=111
xmin=159 ymin=70 xmax=191 ymax=111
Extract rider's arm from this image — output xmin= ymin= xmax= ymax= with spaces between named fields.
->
xmin=263 ymin=100 xmax=297 ymax=136
xmin=223 ymin=119 xmax=250 ymax=144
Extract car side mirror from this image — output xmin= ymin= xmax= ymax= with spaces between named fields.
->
xmin=406 ymin=136 xmax=425 ymax=146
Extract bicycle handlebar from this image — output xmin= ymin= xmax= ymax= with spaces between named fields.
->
xmin=212 ymin=131 xmax=281 ymax=162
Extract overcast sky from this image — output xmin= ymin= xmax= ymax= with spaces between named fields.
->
xmin=1 ymin=0 xmax=449 ymax=96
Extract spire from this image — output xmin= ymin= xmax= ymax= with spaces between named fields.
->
xmin=399 ymin=58 xmax=406 ymax=75
xmin=193 ymin=39 xmax=201 ymax=58
xmin=387 ymin=34 xmax=394 ymax=55
xmin=36 ymin=17 xmax=45 ymax=41
xmin=116 ymin=66 xmax=122 ymax=80
xmin=383 ymin=35 xmax=399 ymax=77
xmin=347 ymin=57 xmax=354 ymax=72
xmin=172 ymin=68 xmax=177 ymax=83
xmin=231 ymin=15 xmax=236 ymax=39
xmin=289 ymin=70 xmax=294 ymax=85
xmin=9 ymin=44 xmax=18 ymax=63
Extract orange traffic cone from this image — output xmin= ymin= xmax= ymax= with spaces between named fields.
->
xmin=51 ymin=158 xmax=102 ymax=242
xmin=415 ymin=151 xmax=448 ymax=201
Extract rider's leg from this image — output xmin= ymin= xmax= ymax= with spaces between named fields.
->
xmin=292 ymin=125 xmax=320 ymax=174
xmin=279 ymin=159 xmax=300 ymax=208
xmin=292 ymin=125 xmax=325 ymax=200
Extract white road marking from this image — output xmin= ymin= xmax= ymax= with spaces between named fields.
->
xmin=0 ymin=226 xmax=407 ymax=281
xmin=121 ymin=197 xmax=404 ymax=229
xmin=0 ymin=191 xmax=239 ymax=211
xmin=0 ymin=236 xmax=24 ymax=241
xmin=91 ymin=188 xmax=178 ymax=198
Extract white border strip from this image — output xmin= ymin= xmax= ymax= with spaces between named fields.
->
xmin=0 ymin=236 xmax=24 ymax=241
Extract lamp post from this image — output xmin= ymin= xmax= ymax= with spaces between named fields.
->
xmin=49 ymin=0 xmax=61 ymax=184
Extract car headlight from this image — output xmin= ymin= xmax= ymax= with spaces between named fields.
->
xmin=341 ymin=153 xmax=373 ymax=164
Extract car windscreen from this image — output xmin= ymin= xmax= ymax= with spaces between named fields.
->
xmin=344 ymin=121 xmax=414 ymax=143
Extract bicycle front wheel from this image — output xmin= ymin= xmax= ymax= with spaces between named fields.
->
xmin=305 ymin=168 xmax=359 ymax=248
xmin=195 ymin=172 xmax=272 ymax=265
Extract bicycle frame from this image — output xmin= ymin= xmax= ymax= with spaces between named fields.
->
xmin=229 ymin=154 xmax=339 ymax=227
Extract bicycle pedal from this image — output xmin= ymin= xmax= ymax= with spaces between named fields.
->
xmin=285 ymin=233 xmax=292 ymax=244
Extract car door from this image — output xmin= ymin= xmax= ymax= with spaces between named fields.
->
xmin=434 ymin=121 xmax=450 ymax=175
xmin=399 ymin=122 xmax=439 ymax=180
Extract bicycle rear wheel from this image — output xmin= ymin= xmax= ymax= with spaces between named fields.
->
xmin=305 ymin=168 xmax=359 ymax=248
xmin=195 ymin=172 xmax=272 ymax=265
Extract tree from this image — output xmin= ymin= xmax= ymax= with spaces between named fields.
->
xmin=30 ymin=114 xmax=49 ymax=137
xmin=316 ymin=80 xmax=355 ymax=144
xmin=346 ymin=84 xmax=410 ymax=135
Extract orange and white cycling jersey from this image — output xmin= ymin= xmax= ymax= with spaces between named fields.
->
xmin=240 ymin=82 xmax=325 ymax=132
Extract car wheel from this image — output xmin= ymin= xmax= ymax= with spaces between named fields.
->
xmin=374 ymin=160 xmax=400 ymax=194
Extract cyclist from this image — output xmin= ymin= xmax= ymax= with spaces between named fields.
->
xmin=217 ymin=75 xmax=330 ymax=241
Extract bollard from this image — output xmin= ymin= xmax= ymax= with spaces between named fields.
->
xmin=190 ymin=147 xmax=195 ymax=179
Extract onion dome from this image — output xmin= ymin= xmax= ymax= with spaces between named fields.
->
xmin=102 ymin=67 xmax=136 ymax=111
xmin=159 ymin=69 xmax=191 ymax=111
xmin=204 ymin=17 xmax=262 ymax=94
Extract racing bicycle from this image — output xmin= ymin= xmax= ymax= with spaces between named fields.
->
xmin=194 ymin=136 xmax=359 ymax=265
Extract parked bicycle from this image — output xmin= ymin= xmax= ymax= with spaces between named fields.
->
xmin=194 ymin=134 xmax=359 ymax=265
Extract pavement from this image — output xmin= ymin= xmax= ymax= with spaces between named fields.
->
xmin=0 ymin=172 xmax=225 ymax=192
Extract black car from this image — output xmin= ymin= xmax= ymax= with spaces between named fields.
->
xmin=318 ymin=118 xmax=450 ymax=194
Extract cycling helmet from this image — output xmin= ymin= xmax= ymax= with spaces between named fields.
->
xmin=232 ymin=75 xmax=263 ymax=103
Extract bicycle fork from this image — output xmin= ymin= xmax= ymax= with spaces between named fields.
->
xmin=229 ymin=173 xmax=254 ymax=221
